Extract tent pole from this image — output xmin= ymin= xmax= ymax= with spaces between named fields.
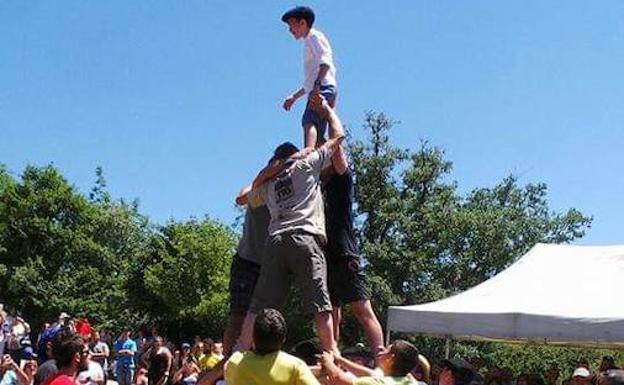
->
xmin=444 ymin=336 xmax=451 ymax=359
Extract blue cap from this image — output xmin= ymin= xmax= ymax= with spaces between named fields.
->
xmin=23 ymin=346 xmax=37 ymax=359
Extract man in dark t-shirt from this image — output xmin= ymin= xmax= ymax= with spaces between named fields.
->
xmin=323 ymin=144 xmax=385 ymax=361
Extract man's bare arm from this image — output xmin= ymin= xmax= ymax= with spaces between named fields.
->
xmin=311 ymin=93 xmax=345 ymax=155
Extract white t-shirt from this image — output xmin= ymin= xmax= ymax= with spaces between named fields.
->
xmin=303 ymin=28 xmax=337 ymax=93
xmin=77 ymin=361 xmax=105 ymax=385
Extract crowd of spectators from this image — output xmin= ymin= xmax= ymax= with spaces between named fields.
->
xmin=1 ymin=305 xmax=623 ymax=385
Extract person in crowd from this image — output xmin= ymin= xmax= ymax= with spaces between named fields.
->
xmin=570 ymin=368 xmax=592 ymax=385
xmin=600 ymin=357 xmax=619 ymax=374
xmin=89 ymin=331 xmax=109 ymax=377
xmin=134 ymin=368 xmax=149 ymax=385
xmin=320 ymin=339 xmax=420 ymax=385
xmin=114 ymin=328 xmax=137 ymax=385
xmin=76 ymin=349 xmax=105 ymax=385
xmin=0 ymin=354 xmax=31 ymax=385
xmin=75 ymin=319 xmax=92 ymax=341
xmin=147 ymin=337 xmax=172 ymax=385
xmin=0 ymin=309 xmax=7 ymax=357
xmin=179 ymin=343 xmax=195 ymax=366
xmin=172 ymin=358 xmax=200 ymax=385
xmin=411 ymin=354 xmax=431 ymax=385
xmin=224 ymin=308 xmax=319 ymax=385
xmin=22 ymin=351 xmax=39 ymax=385
xmin=190 ymin=342 xmax=204 ymax=365
xmin=438 ymin=359 xmax=477 ymax=385
xmin=6 ymin=311 xmax=30 ymax=362
xmin=596 ymin=370 xmax=624 ymax=385
xmin=198 ymin=339 xmax=214 ymax=372
xmin=577 ymin=360 xmax=590 ymax=370
xmin=45 ymin=330 xmax=89 ymax=385
xmin=211 ymin=343 xmax=223 ymax=363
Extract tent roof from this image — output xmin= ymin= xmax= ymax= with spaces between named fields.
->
xmin=387 ymin=243 xmax=624 ymax=348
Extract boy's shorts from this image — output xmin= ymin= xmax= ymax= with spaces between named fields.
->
xmin=249 ymin=231 xmax=332 ymax=314
xmin=302 ymin=84 xmax=337 ymax=143
xmin=327 ymin=253 xmax=369 ymax=307
xmin=229 ymin=254 xmax=261 ymax=313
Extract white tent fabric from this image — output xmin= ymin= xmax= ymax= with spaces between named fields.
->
xmin=387 ymin=243 xmax=624 ymax=348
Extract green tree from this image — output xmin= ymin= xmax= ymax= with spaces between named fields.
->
xmin=343 ymin=112 xmax=592 ymax=340
xmin=136 ymin=218 xmax=237 ymax=340
xmin=0 ymin=165 xmax=150 ymax=329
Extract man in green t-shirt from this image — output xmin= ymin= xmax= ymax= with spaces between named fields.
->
xmin=321 ymin=340 xmax=419 ymax=385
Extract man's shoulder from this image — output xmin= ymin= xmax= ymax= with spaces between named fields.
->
xmin=226 ymin=351 xmax=245 ymax=366
xmin=274 ymin=351 xmax=309 ymax=370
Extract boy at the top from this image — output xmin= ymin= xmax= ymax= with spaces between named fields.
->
xmin=281 ymin=6 xmax=337 ymax=149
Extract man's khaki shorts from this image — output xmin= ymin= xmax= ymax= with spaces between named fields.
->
xmin=249 ymin=231 xmax=332 ymax=314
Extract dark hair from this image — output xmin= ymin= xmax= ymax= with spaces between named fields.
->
xmin=253 ymin=308 xmax=287 ymax=355
xmin=389 ymin=340 xmax=419 ymax=377
xmin=52 ymin=329 xmax=85 ymax=369
xmin=281 ymin=6 xmax=315 ymax=27
xmin=273 ymin=142 xmax=299 ymax=160
xmin=290 ymin=339 xmax=322 ymax=366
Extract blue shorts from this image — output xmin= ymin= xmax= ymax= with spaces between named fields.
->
xmin=301 ymin=85 xmax=337 ymax=144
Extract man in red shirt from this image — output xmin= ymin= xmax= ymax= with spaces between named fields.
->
xmin=45 ymin=330 xmax=89 ymax=385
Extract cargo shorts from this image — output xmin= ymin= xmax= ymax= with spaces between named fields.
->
xmin=249 ymin=231 xmax=332 ymax=314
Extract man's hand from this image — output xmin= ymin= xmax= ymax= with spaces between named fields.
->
xmin=309 ymin=92 xmax=330 ymax=115
xmin=282 ymin=95 xmax=296 ymax=111
xmin=320 ymin=351 xmax=335 ymax=369
xmin=290 ymin=147 xmax=314 ymax=160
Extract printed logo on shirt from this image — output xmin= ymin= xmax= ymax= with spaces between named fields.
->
xmin=274 ymin=176 xmax=294 ymax=206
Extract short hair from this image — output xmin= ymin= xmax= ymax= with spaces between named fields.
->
xmin=52 ymin=329 xmax=85 ymax=369
xmin=253 ymin=308 xmax=287 ymax=355
xmin=273 ymin=142 xmax=299 ymax=160
xmin=290 ymin=339 xmax=322 ymax=365
xmin=389 ymin=340 xmax=419 ymax=376
xmin=281 ymin=6 xmax=315 ymax=27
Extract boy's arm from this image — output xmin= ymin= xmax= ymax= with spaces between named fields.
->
xmin=315 ymin=64 xmax=330 ymax=88
xmin=283 ymin=88 xmax=306 ymax=111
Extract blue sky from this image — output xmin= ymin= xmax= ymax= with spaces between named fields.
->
xmin=1 ymin=1 xmax=622 ymax=244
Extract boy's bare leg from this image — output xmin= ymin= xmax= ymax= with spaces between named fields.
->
xmin=304 ymin=122 xmax=318 ymax=149
xmin=332 ymin=306 xmax=342 ymax=345
xmin=314 ymin=310 xmax=339 ymax=354
xmin=350 ymin=299 xmax=384 ymax=363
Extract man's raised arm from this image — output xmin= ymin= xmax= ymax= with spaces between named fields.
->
xmin=311 ymin=93 xmax=345 ymax=154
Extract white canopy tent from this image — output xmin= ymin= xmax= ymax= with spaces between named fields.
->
xmin=387 ymin=243 xmax=624 ymax=349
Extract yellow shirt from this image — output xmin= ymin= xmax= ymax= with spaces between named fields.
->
xmin=199 ymin=353 xmax=221 ymax=371
xmin=225 ymin=350 xmax=319 ymax=385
